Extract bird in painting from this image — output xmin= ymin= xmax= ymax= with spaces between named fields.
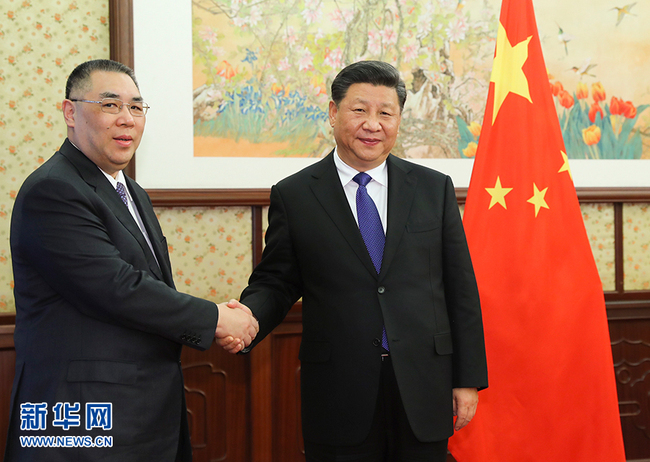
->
xmin=611 ymin=3 xmax=637 ymax=26
xmin=556 ymin=23 xmax=574 ymax=55
xmin=570 ymin=59 xmax=597 ymax=79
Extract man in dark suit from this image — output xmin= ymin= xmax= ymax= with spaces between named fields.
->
xmin=5 ymin=59 xmax=258 ymax=462
xmin=223 ymin=61 xmax=488 ymax=461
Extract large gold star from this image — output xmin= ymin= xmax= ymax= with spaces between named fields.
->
xmin=527 ymin=183 xmax=549 ymax=217
xmin=486 ymin=176 xmax=513 ymax=210
xmin=490 ymin=22 xmax=533 ymax=124
xmin=558 ymin=150 xmax=572 ymax=180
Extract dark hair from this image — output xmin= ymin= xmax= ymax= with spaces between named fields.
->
xmin=331 ymin=61 xmax=407 ymax=111
xmin=65 ymin=59 xmax=139 ymax=99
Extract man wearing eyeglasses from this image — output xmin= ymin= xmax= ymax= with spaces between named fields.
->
xmin=4 ymin=59 xmax=258 ymax=462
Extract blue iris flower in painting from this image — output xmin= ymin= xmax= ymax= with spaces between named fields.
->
xmin=242 ymin=48 xmax=258 ymax=64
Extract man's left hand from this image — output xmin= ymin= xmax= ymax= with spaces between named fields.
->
xmin=452 ymin=387 xmax=479 ymax=431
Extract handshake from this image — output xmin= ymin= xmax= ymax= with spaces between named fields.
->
xmin=214 ymin=299 xmax=258 ymax=354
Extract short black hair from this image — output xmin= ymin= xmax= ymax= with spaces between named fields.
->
xmin=65 ymin=59 xmax=138 ymax=99
xmin=331 ymin=61 xmax=407 ymax=111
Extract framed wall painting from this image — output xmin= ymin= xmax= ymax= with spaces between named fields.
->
xmin=130 ymin=0 xmax=650 ymax=190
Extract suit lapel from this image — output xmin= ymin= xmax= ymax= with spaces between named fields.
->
xmin=125 ymin=177 xmax=174 ymax=286
xmin=59 ymin=140 xmax=165 ymax=282
xmin=381 ymin=155 xmax=417 ymax=280
xmin=309 ymin=153 xmax=379 ymax=278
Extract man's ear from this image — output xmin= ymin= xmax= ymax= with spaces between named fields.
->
xmin=62 ymin=99 xmax=76 ymax=128
xmin=328 ymin=100 xmax=337 ymax=128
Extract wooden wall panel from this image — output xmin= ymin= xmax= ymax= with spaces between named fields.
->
xmin=610 ymin=316 xmax=650 ymax=461
xmin=1 ymin=191 xmax=649 ymax=460
xmin=0 ymin=326 xmax=16 ymax=458
xmin=182 ymin=342 xmax=250 ymax=462
xmin=269 ymin=323 xmax=304 ymax=462
xmin=1 ymin=316 xmax=650 ymax=460
xmin=251 ymin=309 xmax=306 ymax=462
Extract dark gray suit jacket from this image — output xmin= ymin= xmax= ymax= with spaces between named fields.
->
xmin=241 ymin=152 xmax=488 ymax=445
xmin=5 ymin=139 xmax=218 ymax=461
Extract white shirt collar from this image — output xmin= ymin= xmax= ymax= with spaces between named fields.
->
xmin=69 ymin=140 xmax=128 ymax=195
xmin=333 ymin=148 xmax=388 ymax=187
xmin=98 ymin=168 xmax=131 ymax=200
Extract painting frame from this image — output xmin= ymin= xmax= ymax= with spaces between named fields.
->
xmin=113 ymin=0 xmax=650 ymax=197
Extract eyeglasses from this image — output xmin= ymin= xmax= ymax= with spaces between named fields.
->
xmin=69 ymin=98 xmax=150 ymax=117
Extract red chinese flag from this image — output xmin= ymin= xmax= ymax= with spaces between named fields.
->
xmin=448 ymin=0 xmax=626 ymax=460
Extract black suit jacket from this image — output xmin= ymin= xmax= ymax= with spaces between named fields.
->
xmin=241 ymin=152 xmax=488 ymax=445
xmin=5 ymin=139 xmax=218 ymax=461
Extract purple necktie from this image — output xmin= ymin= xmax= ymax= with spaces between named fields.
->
xmin=116 ymin=182 xmax=129 ymax=206
xmin=353 ymin=172 xmax=389 ymax=351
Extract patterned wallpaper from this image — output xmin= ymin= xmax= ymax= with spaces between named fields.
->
xmin=155 ymin=206 xmax=252 ymax=302
xmin=624 ymin=204 xmax=650 ymax=291
xmin=0 ymin=0 xmax=110 ymax=312
xmin=583 ymin=204 xmax=616 ymax=292
xmin=0 ymin=1 xmax=647 ymax=314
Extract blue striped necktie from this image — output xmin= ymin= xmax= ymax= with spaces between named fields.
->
xmin=353 ymin=172 xmax=389 ymax=351
xmin=116 ymin=182 xmax=129 ymax=207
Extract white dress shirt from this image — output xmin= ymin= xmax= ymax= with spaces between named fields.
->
xmin=333 ymin=148 xmax=388 ymax=233
xmin=99 ymin=168 xmax=160 ymax=267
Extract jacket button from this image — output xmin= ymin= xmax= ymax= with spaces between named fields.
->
xmin=377 ymin=286 xmax=385 ymax=294
xmin=373 ymin=338 xmax=381 ymax=347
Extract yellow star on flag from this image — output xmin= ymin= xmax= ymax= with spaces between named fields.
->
xmin=527 ymin=183 xmax=549 ymax=217
xmin=490 ymin=22 xmax=533 ymax=124
xmin=558 ymin=150 xmax=572 ymax=180
xmin=486 ymin=176 xmax=513 ymax=210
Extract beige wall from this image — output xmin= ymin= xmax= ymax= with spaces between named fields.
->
xmin=0 ymin=2 xmax=647 ymax=313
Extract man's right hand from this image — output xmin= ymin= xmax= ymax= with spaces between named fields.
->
xmin=215 ymin=299 xmax=258 ymax=354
